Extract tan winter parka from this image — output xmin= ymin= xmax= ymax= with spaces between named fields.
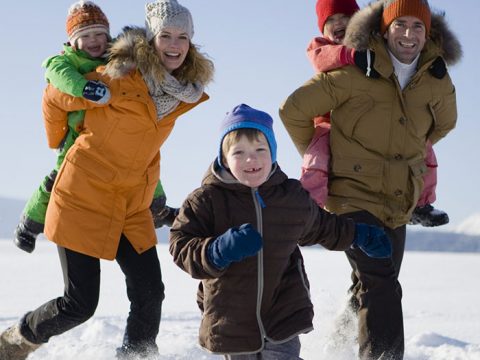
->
xmin=43 ymin=27 xmax=213 ymax=260
xmin=280 ymin=3 xmax=461 ymax=228
xmin=169 ymin=162 xmax=356 ymax=354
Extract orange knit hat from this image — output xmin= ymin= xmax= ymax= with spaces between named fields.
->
xmin=381 ymin=0 xmax=431 ymax=35
xmin=66 ymin=1 xmax=110 ymax=46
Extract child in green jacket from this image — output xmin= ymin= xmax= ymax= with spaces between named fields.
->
xmin=14 ymin=0 xmax=175 ymax=253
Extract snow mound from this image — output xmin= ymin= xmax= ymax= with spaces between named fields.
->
xmin=455 ymin=213 xmax=480 ymax=236
xmin=406 ymin=332 xmax=480 ymax=360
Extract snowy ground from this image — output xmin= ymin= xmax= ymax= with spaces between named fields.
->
xmin=1 ymin=239 xmax=479 ymax=360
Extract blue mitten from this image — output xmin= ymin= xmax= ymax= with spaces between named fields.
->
xmin=208 ymin=223 xmax=263 ymax=269
xmin=353 ymin=223 xmax=392 ymax=258
xmin=82 ymin=80 xmax=111 ymax=104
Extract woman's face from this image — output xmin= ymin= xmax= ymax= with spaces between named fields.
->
xmin=153 ymin=27 xmax=190 ymax=73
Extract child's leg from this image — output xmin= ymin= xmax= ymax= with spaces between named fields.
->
xmin=300 ymin=124 xmax=330 ymax=207
xmin=417 ymin=140 xmax=437 ymax=206
xmin=14 ymin=130 xmax=77 ymax=252
xmin=411 ymin=141 xmax=449 ymax=226
xmin=21 ymin=170 xmax=58 ymax=226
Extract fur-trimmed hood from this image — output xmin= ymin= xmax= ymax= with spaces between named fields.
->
xmin=103 ymin=26 xmax=214 ymax=85
xmin=344 ymin=0 xmax=462 ymax=66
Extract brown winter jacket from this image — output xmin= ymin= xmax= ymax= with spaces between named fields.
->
xmin=280 ymin=2 xmax=461 ymax=229
xmin=169 ymin=162 xmax=356 ymax=354
xmin=43 ymin=27 xmax=213 ymax=260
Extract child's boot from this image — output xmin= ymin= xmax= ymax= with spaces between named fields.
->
xmin=410 ymin=204 xmax=449 ymax=227
xmin=13 ymin=216 xmax=44 ymax=253
xmin=0 ymin=324 xmax=42 ymax=360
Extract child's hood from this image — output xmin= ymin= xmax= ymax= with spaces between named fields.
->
xmin=102 ymin=26 xmax=214 ymax=84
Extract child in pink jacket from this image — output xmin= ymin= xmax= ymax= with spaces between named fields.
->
xmin=301 ymin=0 xmax=448 ymax=227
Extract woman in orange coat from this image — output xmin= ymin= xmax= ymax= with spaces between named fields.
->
xmin=0 ymin=1 xmax=213 ymax=359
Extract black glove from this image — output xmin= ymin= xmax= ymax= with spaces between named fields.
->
xmin=152 ymin=205 xmax=179 ymax=228
xmin=82 ymin=80 xmax=111 ymax=104
xmin=429 ymin=56 xmax=447 ymax=79
xmin=353 ymin=49 xmax=380 ymax=78
xmin=208 ymin=224 xmax=263 ymax=269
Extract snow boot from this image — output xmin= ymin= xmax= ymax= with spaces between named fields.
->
xmin=13 ymin=216 xmax=44 ymax=253
xmin=152 ymin=206 xmax=179 ymax=229
xmin=409 ymin=204 xmax=449 ymax=227
xmin=0 ymin=324 xmax=41 ymax=360
xmin=116 ymin=343 xmax=160 ymax=360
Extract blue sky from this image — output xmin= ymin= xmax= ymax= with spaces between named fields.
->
xmin=0 ymin=0 xmax=477 ymax=229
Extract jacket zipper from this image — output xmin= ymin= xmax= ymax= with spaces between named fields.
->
xmin=252 ymin=187 xmax=267 ymax=342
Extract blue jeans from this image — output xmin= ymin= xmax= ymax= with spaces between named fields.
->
xmin=224 ymin=336 xmax=302 ymax=360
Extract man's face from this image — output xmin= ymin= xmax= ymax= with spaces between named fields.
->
xmin=383 ymin=15 xmax=427 ymax=64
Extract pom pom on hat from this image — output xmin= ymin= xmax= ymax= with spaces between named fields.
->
xmin=217 ymin=104 xmax=277 ymax=169
xmin=315 ymin=0 xmax=359 ymax=33
xmin=66 ymin=1 xmax=110 ymax=46
xmin=145 ymin=0 xmax=194 ymax=42
xmin=381 ymin=0 xmax=431 ymax=35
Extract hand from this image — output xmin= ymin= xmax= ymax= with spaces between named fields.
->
xmin=152 ymin=206 xmax=179 ymax=228
xmin=82 ymin=80 xmax=111 ymax=104
xmin=208 ymin=224 xmax=263 ymax=269
xmin=352 ymin=223 xmax=392 ymax=258
xmin=353 ymin=49 xmax=380 ymax=78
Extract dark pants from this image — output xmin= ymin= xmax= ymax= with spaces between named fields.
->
xmin=21 ymin=234 xmax=165 ymax=353
xmin=342 ymin=211 xmax=405 ymax=360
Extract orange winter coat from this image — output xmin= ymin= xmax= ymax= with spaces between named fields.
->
xmin=42 ymin=27 xmax=213 ymax=260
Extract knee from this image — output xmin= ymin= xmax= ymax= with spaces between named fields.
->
xmin=61 ymin=290 xmax=99 ymax=323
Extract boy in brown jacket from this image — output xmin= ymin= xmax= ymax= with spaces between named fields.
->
xmin=169 ymin=103 xmax=392 ymax=359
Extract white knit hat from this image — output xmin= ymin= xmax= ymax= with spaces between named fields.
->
xmin=145 ymin=0 xmax=194 ymax=42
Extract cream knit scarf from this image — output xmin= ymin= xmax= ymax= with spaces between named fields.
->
xmin=144 ymin=71 xmax=204 ymax=120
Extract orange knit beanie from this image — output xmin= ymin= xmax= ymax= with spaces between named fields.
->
xmin=66 ymin=1 xmax=110 ymax=46
xmin=381 ymin=0 xmax=431 ymax=35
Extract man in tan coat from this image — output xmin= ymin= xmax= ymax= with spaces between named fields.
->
xmin=279 ymin=0 xmax=461 ymax=358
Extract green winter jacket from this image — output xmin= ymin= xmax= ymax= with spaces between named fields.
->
xmin=42 ymin=45 xmax=107 ymax=145
xmin=42 ymin=44 xmax=106 ymax=97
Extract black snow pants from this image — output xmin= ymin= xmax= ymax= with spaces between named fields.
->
xmin=20 ymin=234 xmax=165 ymax=353
xmin=342 ymin=211 xmax=406 ymax=360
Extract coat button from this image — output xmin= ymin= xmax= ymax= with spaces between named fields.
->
xmin=353 ymin=164 xmax=362 ymax=172
xmin=394 ymin=189 xmax=403 ymax=196
xmin=399 ymin=117 xmax=406 ymax=125
xmin=394 ymin=153 xmax=403 ymax=161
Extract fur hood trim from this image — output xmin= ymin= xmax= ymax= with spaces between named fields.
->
xmin=103 ymin=26 xmax=214 ymax=85
xmin=344 ymin=0 xmax=462 ymax=65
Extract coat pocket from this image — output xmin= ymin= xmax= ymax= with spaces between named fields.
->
xmin=53 ymin=150 xmax=117 ymax=212
xmin=67 ymin=150 xmax=117 ymax=183
xmin=331 ymin=157 xmax=384 ymax=195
